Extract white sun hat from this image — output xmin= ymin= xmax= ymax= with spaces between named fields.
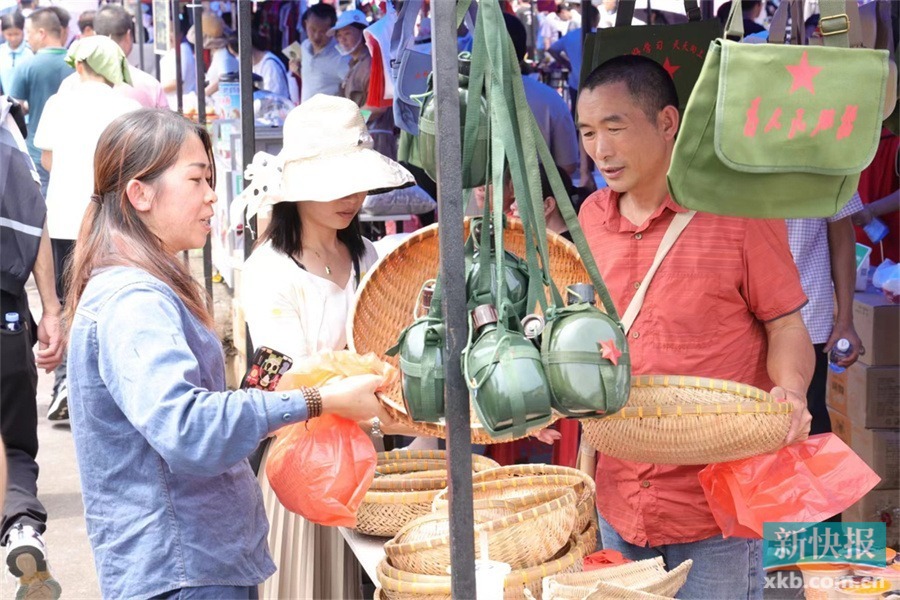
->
xmin=328 ymin=9 xmax=368 ymax=35
xmin=231 ymin=94 xmax=415 ymax=224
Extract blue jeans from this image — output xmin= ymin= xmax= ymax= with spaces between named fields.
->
xmin=599 ymin=516 xmax=764 ymax=599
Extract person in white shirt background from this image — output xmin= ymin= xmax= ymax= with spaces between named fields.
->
xmin=0 ymin=11 xmax=33 ymax=94
xmin=34 ymin=35 xmax=140 ymax=424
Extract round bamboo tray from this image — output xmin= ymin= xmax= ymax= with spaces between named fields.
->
xmin=377 ymin=535 xmax=585 ymax=600
xmin=581 ymin=375 xmax=794 ymax=465
xmin=431 ymin=474 xmax=587 ymax=542
xmin=471 ymin=464 xmax=597 ymax=534
xmin=357 ymin=451 xmax=499 ymax=537
xmin=543 ymin=557 xmax=692 ymax=600
xmin=385 ymin=488 xmax=578 ymax=575
xmin=349 ymin=219 xmax=590 ymax=444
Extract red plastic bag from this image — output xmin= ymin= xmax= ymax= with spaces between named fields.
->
xmin=584 ymin=550 xmax=632 ymax=571
xmin=266 ymin=413 xmax=377 ymax=527
xmin=699 ymin=434 xmax=881 ymax=539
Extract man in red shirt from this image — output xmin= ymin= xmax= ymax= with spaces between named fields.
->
xmin=576 ymin=55 xmax=814 ymax=598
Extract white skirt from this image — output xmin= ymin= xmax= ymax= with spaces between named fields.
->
xmin=257 ymin=445 xmax=362 ymax=599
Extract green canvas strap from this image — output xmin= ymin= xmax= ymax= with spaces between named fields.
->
xmin=728 ymin=0 xmax=849 ymax=47
xmin=498 ymin=343 xmax=529 ymax=439
xmin=476 ymin=0 xmax=620 ymax=322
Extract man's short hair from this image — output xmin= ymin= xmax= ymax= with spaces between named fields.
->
xmin=1 ymin=11 xmax=24 ymax=31
xmin=78 ymin=10 xmax=95 ymax=33
xmin=46 ymin=5 xmax=70 ymax=29
xmin=93 ymin=5 xmax=133 ymax=41
xmin=26 ymin=8 xmax=63 ymax=38
xmin=582 ymin=55 xmax=679 ymax=120
xmin=302 ymin=3 xmax=337 ymax=27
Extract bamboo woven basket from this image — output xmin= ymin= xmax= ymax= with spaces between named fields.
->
xmin=431 ymin=474 xmax=587 ymax=532
xmin=543 ymin=557 xmax=693 ymax=600
xmin=356 ymin=451 xmax=499 ymax=537
xmin=581 ymin=375 xmax=794 ymax=465
xmin=471 ymin=464 xmax=597 ymax=534
xmin=349 ymin=219 xmax=590 ymax=444
xmin=377 ymin=535 xmax=585 ymax=600
xmin=385 ymin=488 xmax=578 ymax=575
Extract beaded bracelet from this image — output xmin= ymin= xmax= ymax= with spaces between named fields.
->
xmin=301 ymin=386 xmax=322 ymax=419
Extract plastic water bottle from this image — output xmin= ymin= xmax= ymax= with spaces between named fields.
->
xmin=4 ymin=312 xmax=21 ymax=332
xmin=863 ymin=217 xmax=889 ymax=244
xmin=828 ymin=338 xmax=852 ymax=374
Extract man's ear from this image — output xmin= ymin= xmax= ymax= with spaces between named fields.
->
xmin=659 ymin=105 xmax=680 ymax=141
xmin=544 ymin=195 xmax=557 ymax=219
xmin=125 ymin=179 xmax=153 ymax=213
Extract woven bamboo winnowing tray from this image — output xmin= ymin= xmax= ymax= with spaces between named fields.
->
xmin=356 ymin=450 xmax=499 ymax=537
xmin=348 ymin=219 xmax=591 ymax=445
xmin=385 ymin=488 xmax=578 ymax=575
xmin=471 ymin=464 xmax=597 ymax=534
xmin=377 ymin=535 xmax=585 ymax=600
xmin=581 ymin=375 xmax=794 ymax=465
xmin=543 ymin=557 xmax=693 ymax=600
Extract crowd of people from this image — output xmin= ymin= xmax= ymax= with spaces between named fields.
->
xmin=0 ymin=0 xmax=897 ymax=598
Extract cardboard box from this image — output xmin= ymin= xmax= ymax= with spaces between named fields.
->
xmin=853 ymin=292 xmax=899 ymax=366
xmin=826 ymin=361 xmax=900 ymax=429
xmin=843 ymin=489 xmax=900 ymax=549
xmin=827 ymin=409 xmax=899 ymax=490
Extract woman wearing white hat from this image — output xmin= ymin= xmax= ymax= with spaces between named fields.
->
xmin=237 ymin=94 xmax=416 ymax=598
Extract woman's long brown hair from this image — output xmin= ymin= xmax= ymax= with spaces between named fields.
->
xmin=64 ymin=109 xmax=216 ymax=329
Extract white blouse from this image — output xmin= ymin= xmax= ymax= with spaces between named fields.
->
xmin=241 ymin=238 xmax=378 ymax=366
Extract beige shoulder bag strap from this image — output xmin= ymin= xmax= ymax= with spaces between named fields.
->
xmin=620 ymin=210 xmax=696 ymax=333
xmin=577 ymin=210 xmax=696 ymax=477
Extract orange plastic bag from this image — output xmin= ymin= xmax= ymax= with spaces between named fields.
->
xmin=266 ymin=413 xmax=376 ymax=527
xmin=265 ymin=350 xmax=393 ymax=527
xmin=699 ymin=434 xmax=881 ymax=539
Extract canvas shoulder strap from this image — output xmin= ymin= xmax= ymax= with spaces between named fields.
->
xmin=620 ymin=210 xmax=696 ymax=333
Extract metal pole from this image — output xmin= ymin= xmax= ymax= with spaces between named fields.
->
xmin=173 ymin=0 xmax=183 ymax=115
xmin=432 ymin=1 xmax=476 ymax=598
xmin=135 ymin=0 xmax=145 ymax=72
xmin=237 ymin=0 xmax=256 ymax=363
xmin=189 ymin=2 xmax=214 ymax=307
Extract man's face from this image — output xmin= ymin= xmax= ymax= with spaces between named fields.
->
xmin=576 ymin=82 xmax=676 ymax=196
xmin=24 ymin=18 xmax=43 ymax=50
xmin=305 ymin=15 xmax=331 ymax=50
xmin=334 ymin=25 xmax=362 ymax=54
xmin=2 ymin=26 xmax=24 ymax=49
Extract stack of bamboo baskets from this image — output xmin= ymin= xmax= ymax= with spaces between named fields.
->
xmin=356 ymin=450 xmax=500 ymax=537
xmin=375 ymin=464 xmax=597 ymax=600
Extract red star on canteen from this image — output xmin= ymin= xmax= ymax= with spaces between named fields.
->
xmin=600 ymin=339 xmax=622 ymax=366
xmin=662 ymin=57 xmax=680 ymax=79
xmin=785 ymin=51 xmax=823 ymax=95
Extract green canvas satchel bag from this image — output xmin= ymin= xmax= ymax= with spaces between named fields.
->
xmin=668 ymin=0 xmax=889 ymax=218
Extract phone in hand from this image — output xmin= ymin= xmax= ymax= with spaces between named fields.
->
xmin=241 ymin=346 xmax=293 ymax=391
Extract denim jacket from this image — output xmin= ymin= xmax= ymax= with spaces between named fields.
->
xmin=67 ymin=267 xmax=310 ymax=599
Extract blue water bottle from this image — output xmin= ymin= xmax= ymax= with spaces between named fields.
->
xmin=4 ymin=312 xmax=21 ymax=332
xmin=828 ymin=338 xmax=852 ymax=374
xmin=863 ymin=217 xmax=889 ymax=244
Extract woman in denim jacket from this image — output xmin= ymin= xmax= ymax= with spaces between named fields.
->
xmin=63 ymin=108 xmax=391 ymax=599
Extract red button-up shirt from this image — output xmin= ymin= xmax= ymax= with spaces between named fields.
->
xmin=579 ymin=189 xmax=807 ymax=547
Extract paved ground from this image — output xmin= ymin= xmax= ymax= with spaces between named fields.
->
xmin=1 ymin=280 xmax=101 ymax=598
